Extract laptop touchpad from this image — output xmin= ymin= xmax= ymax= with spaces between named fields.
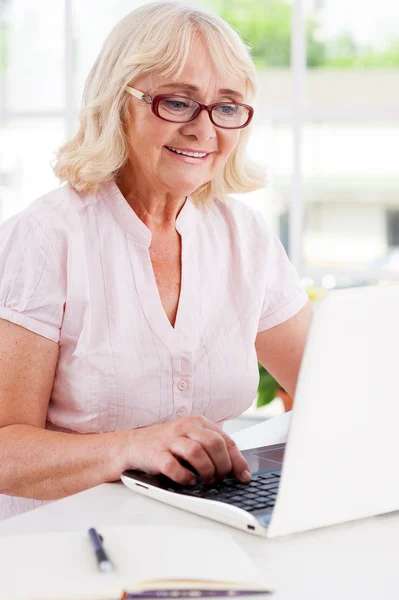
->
xmin=245 ymin=446 xmax=285 ymax=474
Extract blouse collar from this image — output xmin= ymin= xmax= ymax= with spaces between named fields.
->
xmin=99 ymin=180 xmax=196 ymax=247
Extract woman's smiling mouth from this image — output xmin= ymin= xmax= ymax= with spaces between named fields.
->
xmin=164 ymin=146 xmax=212 ymax=163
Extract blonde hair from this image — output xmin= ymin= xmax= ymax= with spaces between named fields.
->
xmin=54 ymin=1 xmax=266 ymax=204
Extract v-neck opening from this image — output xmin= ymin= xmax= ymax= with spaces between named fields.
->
xmin=147 ymin=232 xmax=184 ymax=333
xmin=100 ymin=181 xmax=199 ymax=352
xmin=131 ymin=232 xmax=195 ymax=352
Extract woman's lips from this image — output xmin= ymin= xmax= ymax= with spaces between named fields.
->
xmin=164 ymin=146 xmax=211 ymax=164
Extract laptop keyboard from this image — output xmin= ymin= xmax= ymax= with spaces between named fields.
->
xmin=170 ymin=471 xmax=281 ymax=513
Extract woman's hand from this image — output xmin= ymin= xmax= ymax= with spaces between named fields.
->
xmin=123 ymin=415 xmax=251 ymax=486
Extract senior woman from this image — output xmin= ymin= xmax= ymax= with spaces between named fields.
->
xmin=0 ymin=1 xmax=312 ymax=520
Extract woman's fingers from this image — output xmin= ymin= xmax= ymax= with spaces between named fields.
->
xmin=185 ymin=427 xmax=232 ymax=480
xmin=189 ymin=417 xmax=251 ymax=483
xmin=135 ymin=416 xmax=251 ymax=486
xmin=220 ymin=433 xmax=252 ymax=482
xmin=168 ymin=436 xmax=216 ymax=482
xmin=157 ymin=448 xmax=197 ymax=486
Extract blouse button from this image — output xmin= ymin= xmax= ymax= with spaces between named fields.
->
xmin=177 ymin=380 xmax=188 ymax=391
xmin=176 ymin=407 xmax=187 ymax=417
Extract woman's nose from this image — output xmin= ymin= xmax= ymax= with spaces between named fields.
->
xmin=180 ymin=108 xmax=216 ymax=141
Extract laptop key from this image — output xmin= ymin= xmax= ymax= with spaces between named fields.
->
xmin=259 ymin=482 xmax=279 ymax=490
xmin=257 ymin=494 xmax=272 ymax=501
xmin=228 ymin=495 xmax=244 ymax=502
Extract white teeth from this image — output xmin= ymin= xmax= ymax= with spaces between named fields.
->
xmin=167 ymin=146 xmax=207 ymax=158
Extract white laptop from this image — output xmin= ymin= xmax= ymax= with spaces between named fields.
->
xmin=122 ymin=284 xmax=399 ymax=538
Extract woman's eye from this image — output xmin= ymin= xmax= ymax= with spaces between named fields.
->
xmin=164 ymin=100 xmax=189 ymax=110
xmin=217 ymin=104 xmax=239 ymax=115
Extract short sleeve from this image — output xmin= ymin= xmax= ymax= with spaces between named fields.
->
xmin=257 ymin=222 xmax=308 ymax=333
xmin=0 ymin=214 xmax=66 ymax=343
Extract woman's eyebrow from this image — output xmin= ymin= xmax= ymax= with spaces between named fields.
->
xmin=157 ymin=82 xmax=244 ymax=100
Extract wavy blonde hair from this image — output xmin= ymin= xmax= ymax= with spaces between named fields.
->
xmin=54 ymin=1 xmax=266 ymax=204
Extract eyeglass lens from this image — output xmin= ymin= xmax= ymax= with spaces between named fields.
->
xmin=157 ymin=97 xmax=250 ymax=128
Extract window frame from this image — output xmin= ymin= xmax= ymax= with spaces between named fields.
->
xmin=1 ymin=0 xmax=399 ymax=281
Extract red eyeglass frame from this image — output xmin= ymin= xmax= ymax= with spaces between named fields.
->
xmin=125 ymin=86 xmax=254 ymax=130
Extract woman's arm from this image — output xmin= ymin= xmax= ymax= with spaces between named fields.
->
xmin=255 ymin=300 xmax=313 ymax=398
xmin=0 ymin=319 xmax=250 ymax=501
xmin=0 ymin=425 xmax=127 ymax=500
xmin=0 ymin=318 xmax=127 ymax=500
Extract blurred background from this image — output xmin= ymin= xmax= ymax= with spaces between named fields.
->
xmin=1 ymin=0 xmax=398 ymax=423
xmin=1 ymin=0 xmax=398 ymax=286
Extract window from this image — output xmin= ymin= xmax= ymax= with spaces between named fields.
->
xmin=0 ymin=0 xmax=65 ymax=219
xmin=302 ymin=0 xmax=399 ymax=285
xmin=1 ymin=0 xmax=398 ymax=286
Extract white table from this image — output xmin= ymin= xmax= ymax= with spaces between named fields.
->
xmin=0 ymin=417 xmax=398 ymax=599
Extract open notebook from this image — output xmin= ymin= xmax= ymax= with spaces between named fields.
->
xmin=0 ymin=524 xmax=272 ymax=599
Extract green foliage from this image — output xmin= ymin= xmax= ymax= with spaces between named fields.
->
xmin=211 ymin=0 xmax=291 ymax=68
xmin=306 ymin=17 xmax=327 ymax=68
xmin=257 ymin=363 xmax=280 ymax=407
xmin=323 ymin=34 xmax=399 ymax=68
xmin=207 ymin=0 xmax=399 ymax=70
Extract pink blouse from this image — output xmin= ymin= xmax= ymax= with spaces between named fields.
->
xmin=0 ymin=181 xmax=307 ymax=519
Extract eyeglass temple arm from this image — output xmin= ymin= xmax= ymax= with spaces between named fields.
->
xmin=125 ymin=86 xmax=146 ymax=100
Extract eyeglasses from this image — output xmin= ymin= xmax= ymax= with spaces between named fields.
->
xmin=125 ymin=86 xmax=254 ymax=130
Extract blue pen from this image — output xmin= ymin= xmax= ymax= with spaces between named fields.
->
xmin=88 ymin=528 xmax=114 ymax=573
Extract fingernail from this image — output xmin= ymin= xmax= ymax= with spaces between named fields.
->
xmin=188 ymin=477 xmax=196 ymax=486
xmin=240 ymin=470 xmax=251 ymax=482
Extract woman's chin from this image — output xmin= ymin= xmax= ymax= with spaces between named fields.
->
xmin=164 ymin=180 xmax=207 ymax=198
